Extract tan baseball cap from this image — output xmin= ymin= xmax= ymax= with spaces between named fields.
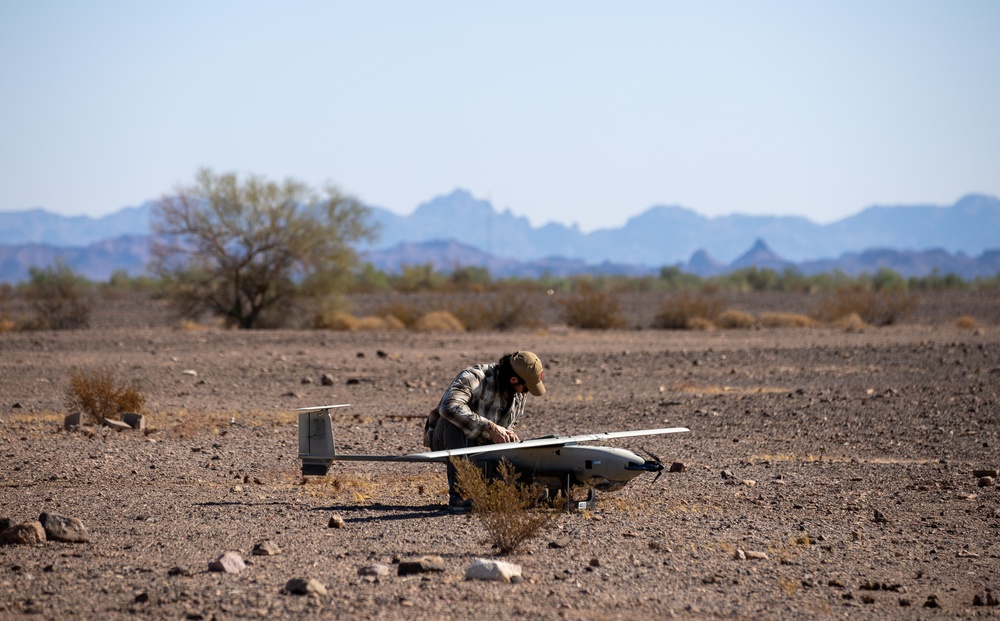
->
xmin=511 ymin=351 xmax=545 ymax=396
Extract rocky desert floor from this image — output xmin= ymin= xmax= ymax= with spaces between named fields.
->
xmin=1 ymin=291 xmax=999 ymax=620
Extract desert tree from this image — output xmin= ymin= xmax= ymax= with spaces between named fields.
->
xmin=23 ymin=260 xmax=92 ymax=329
xmin=150 ymin=168 xmax=376 ymax=328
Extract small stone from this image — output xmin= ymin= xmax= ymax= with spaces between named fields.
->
xmin=978 ymin=476 xmax=995 ymax=488
xmin=358 ymin=564 xmax=390 ymax=578
xmin=121 ymin=412 xmax=145 ymax=430
xmin=321 ymin=374 xmax=335 ymax=386
xmin=589 ymin=558 xmax=600 ymax=567
xmin=208 ymin=551 xmax=245 ymax=574
xmin=102 ymin=419 xmax=132 ymax=431
xmin=167 ymin=567 xmax=191 ymax=577
xmin=64 ymin=412 xmax=82 ymax=430
xmin=285 ymin=578 xmax=327 ymax=596
xmin=328 ymin=514 xmax=345 ymax=528
xmin=0 ymin=521 xmax=46 ymax=546
xmin=972 ymin=469 xmax=999 ymax=478
xmin=669 ymin=462 xmax=686 ymax=473
xmin=548 ymin=538 xmax=570 ymax=549
xmin=923 ymin=595 xmax=940 ymax=608
xmin=734 ymin=549 xmax=746 ymax=561
xmin=301 ymin=377 xmax=313 ymax=384
xmin=252 ymin=541 xmax=281 ymax=556
xmin=742 ymin=479 xmax=756 ymax=487
xmin=376 ymin=350 xmax=389 ymax=358
xmin=465 ymin=558 xmax=522 ymax=582
xmin=134 ymin=592 xmax=149 ymax=603
xmin=721 ymin=469 xmax=736 ymax=480
xmin=39 ymin=513 xmax=90 ymax=543
xmin=973 ymin=589 xmax=999 ymax=607
xmin=397 ymin=555 xmax=446 ymax=575
xmin=181 ymin=369 xmax=198 ymax=377
xmin=744 ymin=550 xmax=769 ymax=560
xmin=873 ymin=509 xmax=889 ymax=524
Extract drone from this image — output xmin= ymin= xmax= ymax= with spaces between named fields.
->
xmin=297 ymin=405 xmax=689 ymax=510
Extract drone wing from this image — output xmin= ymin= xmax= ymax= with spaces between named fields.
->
xmin=402 ymin=427 xmax=690 ymax=461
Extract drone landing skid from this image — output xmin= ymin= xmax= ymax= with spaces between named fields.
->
xmin=564 ymin=474 xmax=596 ymax=512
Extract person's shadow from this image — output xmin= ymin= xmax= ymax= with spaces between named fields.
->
xmin=311 ymin=502 xmax=451 ymax=522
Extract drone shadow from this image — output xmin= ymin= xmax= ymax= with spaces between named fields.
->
xmin=311 ymin=502 xmax=451 ymax=523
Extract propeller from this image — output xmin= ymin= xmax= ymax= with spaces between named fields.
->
xmin=636 ymin=446 xmax=665 ymax=484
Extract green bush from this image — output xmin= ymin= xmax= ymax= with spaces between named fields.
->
xmin=23 ymin=261 xmax=92 ymax=330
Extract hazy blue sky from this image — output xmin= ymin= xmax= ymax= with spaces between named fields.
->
xmin=2 ymin=1 xmax=998 ymax=231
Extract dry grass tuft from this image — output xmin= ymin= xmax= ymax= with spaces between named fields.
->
xmin=831 ymin=311 xmax=868 ymax=332
xmin=354 ymin=315 xmax=405 ymax=331
xmin=450 ymin=296 xmax=537 ymax=331
xmin=374 ymin=301 xmax=424 ymax=328
xmin=66 ymin=367 xmax=146 ymax=424
xmin=314 ymin=311 xmax=358 ymax=331
xmin=686 ymin=317 xmax=716 ymax=330
xmin=717 ymin=309 xmax=756 ymax=329
xmin=759 ymin=312 xmax=816 ymax=328
xmin=955 ymin=315 xmax=979 ymax=330
xmin=413 ymin=310 xmax=465 ymax=332
xmin=453 ymin=458 xmax=558 ymax=555
xmin=653 ymin=292 xmax=723 ymax=329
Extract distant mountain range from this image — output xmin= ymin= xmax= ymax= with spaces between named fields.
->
xmin=0 ymin=191 xmax=998 ymax=282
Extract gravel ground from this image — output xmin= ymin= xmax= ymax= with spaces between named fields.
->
xmin=1 ymin=292 xmax=998 ymax=620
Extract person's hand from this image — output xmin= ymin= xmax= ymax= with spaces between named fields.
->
xmin=488 ymin=422 xmax=520 ymax=444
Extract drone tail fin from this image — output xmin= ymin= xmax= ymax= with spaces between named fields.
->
xmin=297 ymin=405 xmax=344 ymax=476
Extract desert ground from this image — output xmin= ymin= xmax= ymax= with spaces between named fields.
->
xmin=1 ymin=290 xmax=998 ymax=620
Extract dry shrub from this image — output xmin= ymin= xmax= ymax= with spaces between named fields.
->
xmin=653 ymin=292 xmax=723 ymax=329
xmin=413 ymin=310 xmax=465 ymax=332
xmin=66 ymin=367 xmax=146 ymax=424
xmin=452 ymin=458 xmax=558 ymax=555
xmin=955 ymin=315 xmax=979 ymax=330
xmin=0 ymin=318 xmax=16 ymax=333
xmin=717 ymin=309 xmax=756 ymax=329
xmin=814 ymin=288 xmax=919 ymax=327
xmin=832 ymin=312 xmax=867 ymax=332
xmin=375 ymin=301 xmax=424 ymax=328
xmin=450 ymin=296 xmax=537 ymax=331
xmin=559 ymin=284 xmax=626 ymax=329
xmin=759 ymin=312 xmax=816 ymax=328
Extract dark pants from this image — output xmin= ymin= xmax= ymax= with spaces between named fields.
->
xmin=430 ymin=418 xmax=488 ymax=503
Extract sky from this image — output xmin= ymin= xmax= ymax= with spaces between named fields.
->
xmin=1 ymin=1 xmax=998 ymax=232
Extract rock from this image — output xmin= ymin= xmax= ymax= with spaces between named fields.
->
xmin=285 ymin=578 xmax=327 ymax=596
xmin=358 ymin=564 xmax=390 ymax=578
xmin=0 ymin=521 xmax=46 ymax=545
xmin=548 ymin=538 xmax=570 ymax=549
xmin=208 ymin=551 xmax=245 ymax=574
xmin=251 ymin=541 xmax=281 ymax=556
xmin=973 ymin=588 xmax=999 ymax=607
xmin=978 ymin=476 xmax=995 ymax=488
xmin=301 ymin=377 xmax=313 ymax=384
xmin=328 ymin=514 xmax=345 ymax=528
xmin=734 ymin=549 xmax=746 ymax=560
xmin=181 ymin=369 xmax=198 ymax=377
xmin=0 ymin=518 xmax=13 ymax=531
xmin=745 ymin=551 xmax=769 ymax=560
xmin=465 ymin=558 xmax=522 ymax=582
xmin=167 ymin=567 xmax=191 ymax=577
xmin=669 ymin=462 xmax=686 ymax=473
xmin=321 ymin=373 xmax=335 ymax=386
xmin=972 ymin=469 xmax=999 ymax=478
xmin=121 ymin=412 xmax=145 ymax=431
xmin=102 ymin=419 xmax=132 ymax=431
xmin=873 ymin=509 xmax=889 ymax=524
xmin=38 ymin=513 xmax=90 ymax=543
xmin=923 ymin=595 xmax=940 ymax=608
xmin=589 ymin=558 xmax=601 ymax=567
xmin=742 ymin=480 xmax=757 ymax=487
xmin=721 ymin=469 xmax=736 ymax=480
xmin=64 ymin=412 xmax=82 ymax=430
xmin=397 ymin=555 xmax=446 ymax=576
xmin=376 ymin=350 xmax=389 ymax=358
